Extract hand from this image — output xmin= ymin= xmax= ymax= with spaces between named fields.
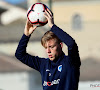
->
xmin=24 ymin=20 xmax=37 ymax=36
xmin=44 ymin=8 xmax=54 ymax=28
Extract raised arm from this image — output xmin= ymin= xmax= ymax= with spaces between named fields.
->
xmin=44 ymin=9 xmax=81 ymax=67
xmin=51 ymin=25 xmax=81 ymax=67
xmin=15 ymin=20 xmax=45 ymax=71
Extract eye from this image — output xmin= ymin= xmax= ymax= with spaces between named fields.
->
xmin=43 ymin=10 xmax=45 ymax=12
xmin=51 ymin=45 xmax=56 ymax=49
xmin=51 ymin=46 xmax=54 ymax=48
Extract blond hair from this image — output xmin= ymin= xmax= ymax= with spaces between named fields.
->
xmin=41 ymin=31 xmax=61 ymax=47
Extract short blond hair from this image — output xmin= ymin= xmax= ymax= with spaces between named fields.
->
xmin=41 ymin=31 xmax=61 ymax=47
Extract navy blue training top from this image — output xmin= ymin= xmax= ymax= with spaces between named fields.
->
xmin=15 ymin=25 xmax=81 ymax=90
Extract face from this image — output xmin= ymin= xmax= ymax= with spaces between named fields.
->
xmin=44 ymin=39 xmax=63 ymax=61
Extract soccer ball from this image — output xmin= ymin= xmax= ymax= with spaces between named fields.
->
xmin=27 ymin=3 xmax=48 ymax=26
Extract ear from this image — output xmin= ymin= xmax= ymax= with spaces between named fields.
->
xmin=60 ymin=42 xmax=63 ymax=48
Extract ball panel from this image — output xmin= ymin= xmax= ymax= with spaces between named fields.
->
xmin=28 ymin=11 xmax=38 ymax=22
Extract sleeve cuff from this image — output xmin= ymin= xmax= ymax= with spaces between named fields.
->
xmin=50 ymin=24 xmax=57 ymax=32
xmin=22 ymin=34 xmax=31 ymax=38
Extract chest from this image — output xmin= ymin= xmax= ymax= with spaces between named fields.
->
xmin=41 ymin=62 xmax=64 ymax=82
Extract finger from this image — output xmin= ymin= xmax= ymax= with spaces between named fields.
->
xmin=30 ymin=26 xmax=37 ymax=33
xmin=28 ymin=20 xmax=33 ymax=27
xmin=24 ymin=20 xmax=28 ymax=30
xmin=33 ymin=26 xmax=37 ymax=30
xmin=47 ymin=8 xmax=53 ymax=16
xmin=25 ymin=19 xmax=28 ymax=27
xmin=44 ymin=13 xmax=49 ymax=19
xmin=45 ymin=10 xmax=51 ymax=18
xmin=44 ymin=12 xmax=50 ymax=21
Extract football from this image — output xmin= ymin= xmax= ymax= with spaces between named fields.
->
xmin=27 ymin=3 xmax=48 ymax=26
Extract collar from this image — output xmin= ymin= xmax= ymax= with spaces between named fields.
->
xmin=50 ymin=52 xmax=65 ymax=66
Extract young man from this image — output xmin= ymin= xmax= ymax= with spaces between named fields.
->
xmin=15 ymin=9 xmax=81 ymax=90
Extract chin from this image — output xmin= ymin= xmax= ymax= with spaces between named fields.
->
xmin=49 ymin=58 xmax=55 ymax=61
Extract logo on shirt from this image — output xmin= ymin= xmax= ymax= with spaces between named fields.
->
xmin=58 ymin=65 xmax=62 ymax=72
xmin=46 ymin=69 xmax=51 ymax=76
xmin=43 ymin=79 xmax=60 ymax=86
xmin=46 ymin=69 xmax=50 ymax=72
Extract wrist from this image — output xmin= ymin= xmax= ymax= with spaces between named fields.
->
xmin=24 ymin=32 xmax=30 ymax=37
xmin=50 ymin=24 xmax=54 ymax=28
xmin=23 ymin=33 xmax=31 ymax=38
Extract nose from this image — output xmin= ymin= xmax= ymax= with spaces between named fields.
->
xmin=47 ymin=48 xmax=51 ymax=53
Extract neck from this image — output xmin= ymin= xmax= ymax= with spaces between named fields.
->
xmin=53 ymin=51 xmax=63 ymax=63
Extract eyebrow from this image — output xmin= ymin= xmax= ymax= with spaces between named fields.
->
xmin=44 ymin=44 xmax=57 ymax=49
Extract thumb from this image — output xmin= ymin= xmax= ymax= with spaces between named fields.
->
xmin=33 ymin=26 xmax=37 ymax=31
xmin=29 ymin=26 xmax=37 ymax=34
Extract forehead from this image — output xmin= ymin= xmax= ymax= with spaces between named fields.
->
xmin=45 ymin=39 xmax=57 ymax=46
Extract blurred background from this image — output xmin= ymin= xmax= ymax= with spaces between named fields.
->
xmin=0 ymin=0 xmax=100 ymax=90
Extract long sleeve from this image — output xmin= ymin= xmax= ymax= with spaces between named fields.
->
xmin=50 ymin=25 xmax=81 ymax=67
xmin=15 ymin=34 xmax=45 ymax=72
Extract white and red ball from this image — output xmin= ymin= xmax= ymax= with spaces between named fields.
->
xmin=27 ymin=3 xmax=48 ymax=26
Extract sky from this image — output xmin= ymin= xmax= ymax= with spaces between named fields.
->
xmin=4 ymin=0 xmax=26 ymax=4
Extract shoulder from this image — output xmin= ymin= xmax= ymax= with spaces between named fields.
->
xmin=35 ymin=56 xmax=49 ymax=64
xmin=63 ymin=55 xmax=73 ymax=66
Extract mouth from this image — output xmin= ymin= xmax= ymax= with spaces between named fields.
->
xmin=48 ymin=55 xmax=53 ymax=58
